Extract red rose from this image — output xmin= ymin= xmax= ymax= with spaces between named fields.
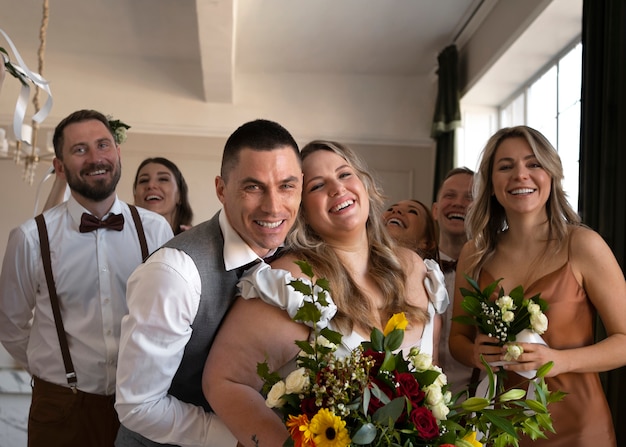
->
xmin=363 ymin=349 xmax=385 ymax=375
xmin=395 ymin=371 xmax=425 ymax=406
xmin=299 ymin=397 xmax=318 ymax=418
xmin=409 ymin=406 xmax=439 ymax=440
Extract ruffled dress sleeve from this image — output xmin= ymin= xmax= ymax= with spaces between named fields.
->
xmin=423 ymin=259 xmax=449 ymax=314
xmin=237 ymin=262 xmax=338 ymax=329
xmin=418 ymin=259 xmax=450 ymax=357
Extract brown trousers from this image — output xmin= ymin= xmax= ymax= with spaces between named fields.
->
xmin=28 ymin=376 xmax=120 ymax=447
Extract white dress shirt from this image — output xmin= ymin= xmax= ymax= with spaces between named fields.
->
xmin=0 ymin=195 xmax=173 ymax=395
xmin=115 ymin=210 xmax=257 ymax=447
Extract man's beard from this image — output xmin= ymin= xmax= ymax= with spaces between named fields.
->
xmin=65 ymin=160 xmax=122 ymax=202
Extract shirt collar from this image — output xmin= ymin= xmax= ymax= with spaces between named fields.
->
xmin=219 ymin=209 xmax=268 ymax=272
xmin=438 ymin=250 xmax=455 ymax=262
xmin=67 ymin=194 xmax=122 ymax=229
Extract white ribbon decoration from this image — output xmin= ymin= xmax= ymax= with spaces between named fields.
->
xmin=0 ymin=28 xmax=53 ymax=145
xmin=0 ymin=57 xmax=6 ymax=93
xmin=475 ymin=328 xmax=548 ymax=402
xmin=473 ymin=329 xmax=547 ymax=441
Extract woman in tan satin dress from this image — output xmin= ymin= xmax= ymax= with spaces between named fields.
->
xmin=449 ymin=125 xmax=626 ymax=447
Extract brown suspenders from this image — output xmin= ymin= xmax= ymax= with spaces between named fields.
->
xmin=128 ymin=204 xmax=149 ymax=261
xmin=34 ymin=204 xmax=148 ymax=391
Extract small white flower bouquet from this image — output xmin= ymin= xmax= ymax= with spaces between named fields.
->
xmin=453 ymin=275 xmax=549 ymax=361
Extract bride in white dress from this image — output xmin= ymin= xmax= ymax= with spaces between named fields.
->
xmin=203 ymin=140 xmax=448 ymax=447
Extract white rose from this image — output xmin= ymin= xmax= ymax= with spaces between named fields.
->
xmin=285 ymin=367 xmax=309 ymax=394
xmin=409 ymin=350 xmax=433 ymax=371
xmin=502 ymin=310 xmax=515 ymax=323
xmin=430 ymin=401 xmax=450 ymax=421
xmin=315 ymin=335 xmax=337 ymax=351
xmin=496 ymin=295 xmax=515 ymax=311
xmin=431 ymin=366 xmax=447 ymax=387
xmin=527 ymin=301 xmax=540 ymax=315
xmin=424 ymin=384 xmax=443 ymax=406
xmin=265 ymin=381 xmax=286 ymax=408
xmin=530 ymin=312 xmax=548 ymax=334
xmin=504 ymin=344 xmax=524 ymax=361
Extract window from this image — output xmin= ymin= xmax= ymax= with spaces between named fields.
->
xmin=498 ymin=42 xmax=582 ymax=210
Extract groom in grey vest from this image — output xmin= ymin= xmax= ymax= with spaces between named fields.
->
xmin=114 ymin=119 xmax=303 ymax=447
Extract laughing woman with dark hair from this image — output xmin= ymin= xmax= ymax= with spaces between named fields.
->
xmin=383 ymin=198 xmax=440 ymax=263
xmin=132 ymin=157 xmax=193 ymax=235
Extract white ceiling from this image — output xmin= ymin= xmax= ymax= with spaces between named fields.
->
xmin=1 ymin=0 xmax=480 ymax=104
xmin=0 ymin=0 xmax=581 ymax=142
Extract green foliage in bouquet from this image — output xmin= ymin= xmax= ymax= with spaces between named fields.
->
xmin=455 ymin=358 xmax=565 ymax=447
xmin=450 ymin=275 xmax=566 ymax=446
xmin=257 ymin=261 xmax=564 ymax=447
xmin=453 ymin=276 xmax=549 ymax=345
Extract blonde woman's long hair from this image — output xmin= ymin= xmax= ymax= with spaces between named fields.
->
xmin=287 ymin=140 xmax=427 ymax=332
xmin=465 ymin=126 xmax=581 ymax=278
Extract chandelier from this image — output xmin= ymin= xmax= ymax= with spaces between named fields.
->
xmin=0 ymin=0 xmax=53 ymax=185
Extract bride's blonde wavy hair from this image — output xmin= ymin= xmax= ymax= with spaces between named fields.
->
xmin=465 ymin=126 xmax=581 ymax=278
xmin=287 ymin=140 xmax=427 ymax=333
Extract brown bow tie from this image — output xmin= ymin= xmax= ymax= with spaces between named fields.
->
xmin=79 ymin=213 xmax=124 ymax=233
xmin=235 ymin=248 xmax=286 ymax=278
xmin=440 ymin=259 xmax=457 ymax=274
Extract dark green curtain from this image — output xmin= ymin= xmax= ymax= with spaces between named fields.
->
xmin=431 ymin=44 xmax=461 ymax=202
xmin=579 ymin=0 xmax=626 ymax=445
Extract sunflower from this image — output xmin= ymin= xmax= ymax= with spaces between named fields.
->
xmin=309 ymin=408 xmax=351 ymax=447
xmin=286 ymin=414 xmax=315 ymax=447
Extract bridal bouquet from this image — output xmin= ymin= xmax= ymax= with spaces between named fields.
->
xmin=258 ymin=262 xmax=563 ymax=447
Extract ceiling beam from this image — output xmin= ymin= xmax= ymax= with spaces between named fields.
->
xmin=195 ymin=0 xmax=234 ymax=103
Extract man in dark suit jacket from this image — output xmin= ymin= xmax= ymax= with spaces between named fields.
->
xmin=114 ymin=119 xmax=303 ymax=447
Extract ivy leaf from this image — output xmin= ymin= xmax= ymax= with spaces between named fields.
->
xmin=320 ymin=327 xmax=342 ymax=345
xmin=293 ymin=300 xmax=321 ymax=325
xmin=289 ymin=279 xmax=312 ymax=296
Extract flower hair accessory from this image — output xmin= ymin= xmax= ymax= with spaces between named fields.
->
xmin=106 ymin=115 xmax=130 ymax=144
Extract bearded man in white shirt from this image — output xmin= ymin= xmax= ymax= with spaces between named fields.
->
xmin=114 ymin=119 xmax=303 ymax=447
xmin=0 ymin=109 xmax=174 ymax=447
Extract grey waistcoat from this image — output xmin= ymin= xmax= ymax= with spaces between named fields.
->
xmin=162 ymin=213 xmax=240 ymax=412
